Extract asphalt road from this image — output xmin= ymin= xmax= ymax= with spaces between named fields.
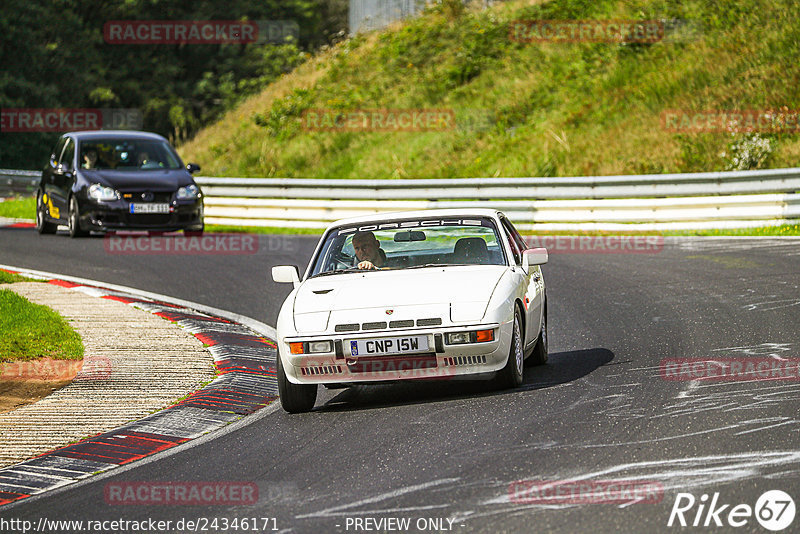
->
xmin=2 ymin=226 xmax=800 ymax=533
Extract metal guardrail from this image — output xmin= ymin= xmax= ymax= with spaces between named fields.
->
xmin=0 ymin=169 xmax=40 ymax=197
xmin=195 ymin=168 xmax=800 ymax=231
xmin=3 ymin=168 xmax=799 ymax=230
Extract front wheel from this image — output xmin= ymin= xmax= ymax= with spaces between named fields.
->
xmin=277 ymin=355 xmax=317 ymax=413
xmin=68 ymin=196 xmax=88 ymax=238
xmin=36 ymin=191 xmax=57 ymax=235
xmin=496 ymin=308 xmax=524 ymax=389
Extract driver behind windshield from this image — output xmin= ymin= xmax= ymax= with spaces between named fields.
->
xmin=352 ymin=231 xmax=386 ymax=270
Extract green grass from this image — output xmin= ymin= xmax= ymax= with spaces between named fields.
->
xmin=179 ymin=0 xmax=800 ymax=179
xmin=520 ymin=224 xmax=800 ymax=236
xmin=205 ymin=224 xmax=323 ymax=235
xmin=0 ymin=196 xmax=35 ymax=219
xmin=0 ymin=270 xmax=44 ymax=284
xmin=0 ymin=290 xmax=84 ymax=363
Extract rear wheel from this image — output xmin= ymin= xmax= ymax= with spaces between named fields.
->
xmin=36 ymin=191 xmax=57 ymax=235
xmin=68 ymin=196 xmax=88 ymax=238
xmin=277 ymin=355 xmax=317 ymax=413
xmin=497 ymin=308 xmax=524 ymax=389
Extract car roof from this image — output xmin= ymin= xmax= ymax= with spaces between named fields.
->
xmin=330 ymin=208 xmax=503 ymax=227
xmin=63 ymin=130 xmax=169 ymax=142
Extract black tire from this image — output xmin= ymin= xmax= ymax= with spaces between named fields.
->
xmin=36 ymin=191 xmax=57 ymax=235
xmin=277 ymin=355 xmax=317 ymax=413
xmin=184 ymin=223 xmax=204 ymax=237
xmin=526 ymin=306 xmax=548 ymax=366
xmin=68 ymin=196 xmax=89 ymax=238
xmin=497 ymin=307 xmax=524 ymax=389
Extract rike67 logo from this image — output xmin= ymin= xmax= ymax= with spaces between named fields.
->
xmin=668 ymin=490 xmax=795 ymax=531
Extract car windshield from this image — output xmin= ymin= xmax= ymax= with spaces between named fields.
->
xmin=78 ymin=139 xmax=182 ymax=171
xmin=309 ymin=216 xmax=506 ymax=277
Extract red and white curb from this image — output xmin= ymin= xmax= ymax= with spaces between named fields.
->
xmin=0 ymin=267 xmax=278 ymax=507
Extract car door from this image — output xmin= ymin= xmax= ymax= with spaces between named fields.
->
xmin=42 ymin=136 xmax=68 ymax=221
xmin=50 ymin=136 xmax=76 ymax=220
xmin=501 ymin=216 xmax=542 ymax=351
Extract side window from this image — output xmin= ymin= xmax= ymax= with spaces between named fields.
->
xmin=507 ymin=220 xmax=528 ymax=253
xmin=501 ymin=218 xmax=522 ymax=265
xmin=50 ymin=137 xmax=67 ymax=166
xmin=59 ymin=138 xmax=75 ymax=170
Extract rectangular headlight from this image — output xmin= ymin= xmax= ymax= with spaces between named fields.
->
xmin=446 ymin=330 xmax=495 ymax=345
xmin=307 ymin=340 xmax=333 ymax=353
xmin=446 ymin=332 xmax=471 ymax=345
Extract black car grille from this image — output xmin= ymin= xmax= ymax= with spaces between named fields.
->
xmin=121 ymin=191 xmax=173 ymax=203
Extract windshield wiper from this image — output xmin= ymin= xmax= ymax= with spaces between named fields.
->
xmin=309 ymin=268 xmax=360 ymax=279
xmin=405 ymin=263 xmax=468 ymax=269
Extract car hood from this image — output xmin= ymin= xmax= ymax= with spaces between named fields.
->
xmin=80 ymin=168 xmax=192 ymax=191
xmin=294 ymin=266 xmax=506 ymax=314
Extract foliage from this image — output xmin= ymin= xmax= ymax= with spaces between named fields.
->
xmin=0 ymin=0 xmax=349 ymax=169
xmin=181 ymin=0 xmax=800 ymax=179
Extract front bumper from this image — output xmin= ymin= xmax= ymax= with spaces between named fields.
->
xmin=78 ymin=198 xmax=203 ymax=232
xmin=278 ymin=322 xmax=513 ymax=384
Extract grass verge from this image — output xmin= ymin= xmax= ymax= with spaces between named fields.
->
xmin=0 ymin=270 xmax=44 ymax=284
xmin=0 ymin=290 xmax=84 ymax=363
xmin=0 ymin=196 xmax=35 ymax=219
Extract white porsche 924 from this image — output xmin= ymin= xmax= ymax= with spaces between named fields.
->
xmin=271 ymin=208 xmax=548 ymax=413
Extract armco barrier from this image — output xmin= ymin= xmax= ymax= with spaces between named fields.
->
xmin=195 ymin=168 xmax=800 ymax=231
xmin=0 ymin=169 xmax=39 ymax=196
xmin=4 ymin=167 xmax=799 ymax=231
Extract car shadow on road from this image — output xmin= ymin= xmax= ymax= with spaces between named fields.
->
xmin=315 ymin=347 xmax=614 ymax=413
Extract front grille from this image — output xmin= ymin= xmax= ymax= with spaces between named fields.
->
xmin=300 ymin=365 xmax=343 ymax=376
xmin=389 ymin=320 xmax=414 ymax=328
xmin=416 ymin=318 xmax=442 ymax=327
xmin=362 ymin=321 xmax=387 ymax=330
xmin=121 ymin=191 xmax=173 ymax=203
xmin=335 ymin=323 xmax=360 ymax=333
xmin=444 ymin=355 xmax=487 ymax=366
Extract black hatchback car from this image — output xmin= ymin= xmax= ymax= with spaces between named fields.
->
xmin=36 ymin=131 xmax=204 ymax=237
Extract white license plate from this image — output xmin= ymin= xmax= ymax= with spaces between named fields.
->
xmin=349 ymin=335 xmax=429 ymax=357
xmin=129 ymin=203 xmax=169 ymax=214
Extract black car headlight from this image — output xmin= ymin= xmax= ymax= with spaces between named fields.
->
xmin=88 ymin=184 xmax=120 ymax=201
xmin=177 ymin=184 xmax=200 ymax=200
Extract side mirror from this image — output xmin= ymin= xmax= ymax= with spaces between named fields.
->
xmin=56 ymin=163 xmax=73 ymax=177
xmin=522 ymin=247 xmax=548 ymax=272
xmin=186 ymin=163 xmax=201 ymax=174
xmin=272 ymin=265 xmax=300 ymax=289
